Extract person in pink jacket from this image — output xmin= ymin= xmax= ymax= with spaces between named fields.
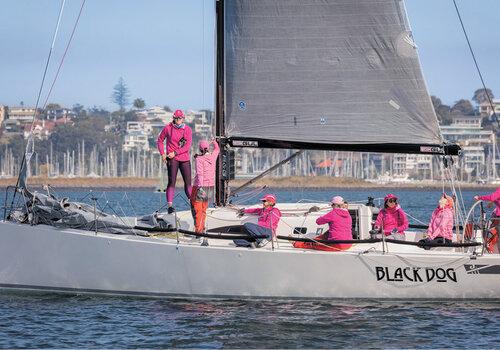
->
xmin=474 ymin=188 xmax=500 ymax=217
xmin=374 ymin=193 xmax=409 ymax=240
xmin=191 ymin=139 xmax=220 ymax=241
xmin=475 ymin=189 xmax=500 ymax=253
xmin=427 ymin=195 xmax=454 ymax=241
xmin=156 ymin=109 xmax=193 ymax=214
xmin=234 ymin=194 xmax=282 ymax=248
xmin=315 ymin=195 xmax=353 ymax=250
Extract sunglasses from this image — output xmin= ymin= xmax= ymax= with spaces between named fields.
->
xmin=387 ymin=198 xmax=397 ymax=203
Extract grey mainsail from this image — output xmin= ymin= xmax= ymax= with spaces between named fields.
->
xmin=223 ymin=0 xmax=444 ymax=150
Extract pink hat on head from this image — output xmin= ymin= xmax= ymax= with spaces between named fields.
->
xmin=199 ymin=140 xmax=210 ymax=150
xmin=173 ymin=109 xmax=184 ymax=118
xmin=330 ymin=196 xmax=344 ymax=205
xmin=384 ymin=193 xmax=398 ymax=201
xmin=260 ymin=194 xmax=276 ymax=204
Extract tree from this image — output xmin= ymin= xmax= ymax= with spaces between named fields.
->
xmin=133 ymin=98 xmax=145 ymax=109
xmin=163 ymin=105 xmax=172 ymax=112
xmin=431 ymin=95 xmax=452 ymax=125
xmin=111 ymin=77 xmax=130 ymax=111
xmin=472 ymin=88 xmax=494 ymax=105
xmin=72 ymin=103 xmax=86 ymax=118
xmin=45 ymin=103 xmax=61 ymax=111
xmin=451 ymin=99 xmax=474 ymax=115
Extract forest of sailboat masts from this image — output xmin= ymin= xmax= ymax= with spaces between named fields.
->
xmin=1 ymin=141 xmax=499 ymax=184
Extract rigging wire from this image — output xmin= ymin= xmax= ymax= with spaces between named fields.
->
xmin=29 ymin=0 xmax=67 ymax=132
xmin=452 ymin=0 xmax=499 ymax=129
xmin=42 ymin=0 xmax=87 ymax=109
xmin=10 ymin=0 xmax=67 ymax=212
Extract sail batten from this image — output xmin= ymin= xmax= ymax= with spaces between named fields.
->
xmin=223 ymin=0 xmax=445 ymax=150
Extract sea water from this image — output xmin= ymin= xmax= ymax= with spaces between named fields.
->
xmin=0 ymin=187 xmax=499 ymax=348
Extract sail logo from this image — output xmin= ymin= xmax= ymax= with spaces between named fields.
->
xmin=375 ymin=266 xmax=457 ymax=283
xmin=420 ymin=146 xmax=444 ymax=154
xmin=238 ymin=101 xmax=246 ymax=110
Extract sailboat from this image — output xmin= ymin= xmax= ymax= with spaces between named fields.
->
xmin=1 ymin=0 xmax=500 ymax=299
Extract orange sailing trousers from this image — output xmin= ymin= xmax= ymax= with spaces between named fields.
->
xmin=190 ymin=186 xmax=209 ymax=233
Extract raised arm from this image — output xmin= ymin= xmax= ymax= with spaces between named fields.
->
xmin=478 ymin=188 xmax=500 ymax=202
xmin=210 ymin=139 xmax=220 ymax=161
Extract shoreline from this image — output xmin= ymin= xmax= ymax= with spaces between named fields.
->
xmin=0 ymin=176 xmax=496 ymax=189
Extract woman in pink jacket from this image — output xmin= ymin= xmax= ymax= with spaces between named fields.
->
xmin=316 ymin=196 xmax=353 ymax=250
xmin=474 ymin=188 xmax=500 ymax=218
xmin=293 ymin=196 xmax=352 ymax=251
xmin=191 ymin=139 xmax=220 ymax=239
xmin=234 ymin=194 xmax=282 ymax=248
xmin=475 ymin=189 xmax=500 ymax=253
xmin=426 ymin=195 xmax=454 ymax=242
xmin=157 ymin=110 xmax=193 ymax=214
xmin=374 ymin=194 xmax=409 ymax=240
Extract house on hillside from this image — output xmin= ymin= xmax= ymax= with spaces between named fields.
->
xmin=479 ymin=99 xmax=500 ymax=117
xmin=23 ymin=120 xmax=56 ymax=140
xmin=136 ymin=106 xmax=173 ymax=122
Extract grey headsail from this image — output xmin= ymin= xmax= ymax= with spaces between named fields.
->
xmin=223 ymin=0 xmax=448 ymax=153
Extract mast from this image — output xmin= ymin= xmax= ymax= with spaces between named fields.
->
xmin=215 ymin=0 xmax=227 ymax=206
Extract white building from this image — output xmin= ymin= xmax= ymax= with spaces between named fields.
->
xmin=189 ymin=110 xmax=213 ymax=138
xmin=7 ymin=106 xmax=37 ymax=122
xmin=136 ymin=106 xmax=173 ymax=122
xmin=440 ymin=115 xmax=496 ymax=180
xmin=479 ymin=99 xmax=500 ymax=117
xmin=122 ymin=121 xmax=166 ymax=152
xmin=123 ymin=130 xmax=150 ymax=152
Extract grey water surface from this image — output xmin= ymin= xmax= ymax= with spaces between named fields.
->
xmin=1 ymin=187 xmax=498 ymax=348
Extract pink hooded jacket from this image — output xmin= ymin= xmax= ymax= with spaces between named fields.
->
xmin=374 ymin=206 xmax=409 ymax=235
xmin=193 ymin=140 xmax=220 ymax=187
xmin=427 ymin=207 xmax=454 ymax=240
xmin=478 ymin=188 xmax=500 ymax=216
xmin=156 ymin=123 xmax=193 ymax=162
xmin=316 ymin=208 xmax=352 ymax=241
xmin=244 ymin=207 xmax=282 ymax=231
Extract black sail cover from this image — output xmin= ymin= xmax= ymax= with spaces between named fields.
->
xmin=223 ymin=0 xmax=446 ymax=153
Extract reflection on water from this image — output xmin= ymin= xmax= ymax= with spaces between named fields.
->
xmin=0 ymin=292 xmax=499 ymax=348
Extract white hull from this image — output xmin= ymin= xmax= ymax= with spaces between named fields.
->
xmin=1 ymin=214 xmax=500 ymax=299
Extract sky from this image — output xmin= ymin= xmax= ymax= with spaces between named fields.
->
xmin=0 ymin=0 xmax=498 ymax=111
